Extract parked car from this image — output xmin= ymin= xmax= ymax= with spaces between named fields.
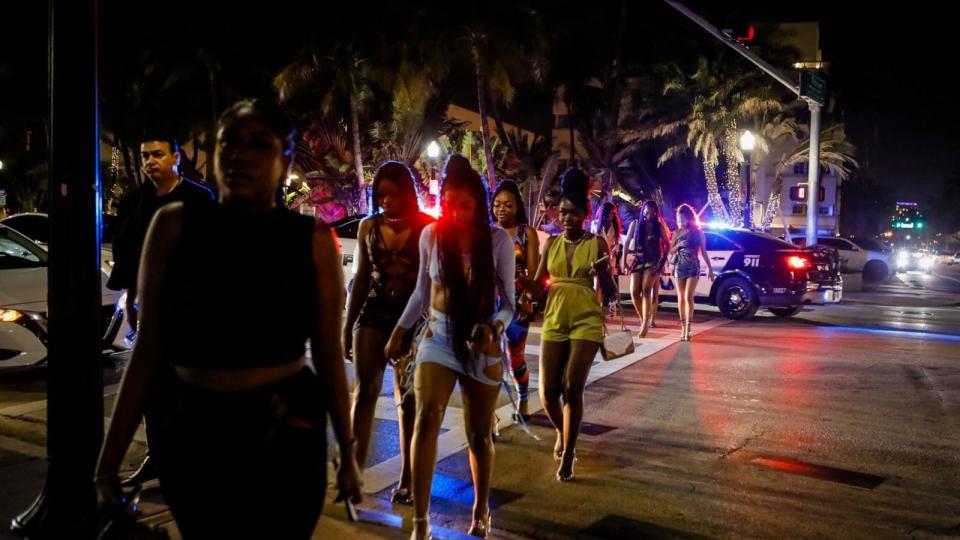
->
xmin=1 ymin=212 xmax=118 ymax=276
xmin=789 ymin=235 xmax=890 ymax=282
xmin=330 ymin=215 xmax=363 ymax=292
xmin=0 ymin=224 xmax=127 ymax=370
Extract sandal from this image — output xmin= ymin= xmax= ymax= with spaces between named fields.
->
xmin=391 ymin=487 xmax=413 ymax=506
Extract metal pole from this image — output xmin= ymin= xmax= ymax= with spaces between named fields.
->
xmin=12 ymin=0 xmax=103 ymax=536
xmin=662 ymin=1 xmax=828 ymax=245
xmin=805 ymin=101 xmax=821 ymax=246
xmin=743 ymin=151 xmax=752 ymax=228
xmin=663 ymin=0 xmax=799 ymax=94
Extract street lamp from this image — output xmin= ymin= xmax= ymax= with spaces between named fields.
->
xmin=739 ymin=130 xmax=756 ymax=229
xmin=426 ymin=140 xmax=441 ymax=159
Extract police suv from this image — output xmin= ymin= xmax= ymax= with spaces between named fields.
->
xmin=619 ymin=225 xmax=842 ymax=320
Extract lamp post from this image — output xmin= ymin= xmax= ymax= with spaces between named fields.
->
xmin=739 ymin=130 xmax=756 ymax=229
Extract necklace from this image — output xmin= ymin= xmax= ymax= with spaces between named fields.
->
xmin=562 ymin=231 xmax=585 ymax=244
xmin=383 ymin=214 xmax=409 ymax=226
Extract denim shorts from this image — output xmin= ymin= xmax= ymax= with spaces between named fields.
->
xmin=674 ymin=259 xmax=700 ymax=280
xmin=416 ymin=309 xmax=502 ymax=386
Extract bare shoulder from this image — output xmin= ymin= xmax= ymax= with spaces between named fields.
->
xmin=151 ymin=202 xmax=184 ymax=239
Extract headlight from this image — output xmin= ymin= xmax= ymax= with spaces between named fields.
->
xmin=897 ymin=252 xmax=909 ymax=267
xmin=0 ymin=309 xmax=23 ymax=322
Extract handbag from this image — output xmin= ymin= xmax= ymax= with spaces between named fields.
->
xmin=601 ymin=304 xmax=635 ymax=361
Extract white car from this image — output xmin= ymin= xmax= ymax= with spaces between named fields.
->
xmin=330 ymin=215 xmax=363 ymax=292
xmin=1 ymin=212 xmax=117 ymax=276
xmin=792 ymin=236 xmax=891 ymax=282
xmin=0 ymin=224 xmax=127 ymax=370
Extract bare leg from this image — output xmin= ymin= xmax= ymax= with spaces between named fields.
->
xmin=411 ymin=362 xmax=458 ymax=536
xmin=639 ymin=270 xmax=658 ymax=336
xmin=460 ymin=367 xmax=502 ymax=528
xmin=351 ymin=327 xmax=389 ymax=471
xmin=629 ymin=272 xmax=644 ymax=321
xmin=393 ymin=356 xmax=416 ymax=494
xmin=559 ymin=339 xmax=600 ymax=479
xmin=685 ymin=277 xmax=700 ymax=329
xmin=650 ymin=276 xmax=661 ymax=326
xmin=539 ymin=339 xmax=570 ymax=458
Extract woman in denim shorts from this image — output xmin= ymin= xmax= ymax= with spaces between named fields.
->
xmin=668 ymin=205 xmax=714 ymax=341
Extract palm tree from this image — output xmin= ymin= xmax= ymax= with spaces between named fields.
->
xmin=620 ymin=58 xmax=786 ymax=224
xmin=275 ymin=42 xmax=377 ymax=213
xmin=411 ymin=5 xmax=546 ymax=189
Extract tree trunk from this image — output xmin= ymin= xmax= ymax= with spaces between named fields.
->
xmin=703 ymin=158 xmax=729 ymax=223
xmin=725 ymin=126 xmax=743 ymax=226
xmin=474 ymin=55 xmax=497 ymax=189
xmin=350 ymin=94 xmax=367 ymax=214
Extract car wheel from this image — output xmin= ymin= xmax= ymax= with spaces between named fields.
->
xmin=769 ymin=305 xmax=802 ymax=318
xmin=863 ymin=260 xmax=889 ymax=282
xmin=716 ymin=277 xmax=759 ymax=320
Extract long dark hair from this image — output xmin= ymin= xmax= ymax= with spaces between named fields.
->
xmin=675 ymin=204 xmax=700 ymax=230
xmin=598 ymin=201 xmax=621 ymax=237
xmin=370 ymin=161 xmax=420 ymax=215
xmin=490 ymin=179 xmax=528 ymax=225
xmin=438 ymin=155 xmax=495 ymax=366
xmin=641 ymin=200 xmax=667 ymax=235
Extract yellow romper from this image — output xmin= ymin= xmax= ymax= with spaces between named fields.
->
xmin=541 ymin=233 xmax=604 ymax=343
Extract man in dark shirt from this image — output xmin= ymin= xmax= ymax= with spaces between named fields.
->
xmin=107 ymin=134 xmax=213 ymax=486
xmin=108 ymin=135 xmax=214 ymax=326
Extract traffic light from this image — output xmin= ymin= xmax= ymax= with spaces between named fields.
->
xmin=789 ymin=184 xmax=825 ymax=202
xmin=721 ymin=24 xmax=755 ymax=42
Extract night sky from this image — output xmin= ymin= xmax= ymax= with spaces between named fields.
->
xmin=2 ymin=2 xmax=957 ymax=215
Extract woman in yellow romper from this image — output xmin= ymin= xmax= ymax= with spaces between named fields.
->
xmin=530 ymin=168 xmax=612 ymax=482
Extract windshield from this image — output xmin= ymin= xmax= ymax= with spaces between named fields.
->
xmin=0 ymin=227 xmax=48 ymax=269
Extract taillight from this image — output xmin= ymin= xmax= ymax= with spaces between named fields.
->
xmin=786 ymin=256 xmax=809 ymax=269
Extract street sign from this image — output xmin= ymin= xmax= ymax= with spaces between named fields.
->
xmin=0 ymin=189 xmax=6 ymax=207
xmin=800 ymin=70 xmax=827 ymax=106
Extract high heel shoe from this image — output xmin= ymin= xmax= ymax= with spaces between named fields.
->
xmin=391 ymin=486 xmax=413 ymax=506
xmin=468 ymin=513 xmax=492 ymax=538
xmin=557 ymin=450 xmax=577 ymax=482
xmin=679 ymin=319 xmax=688 ymax=341
xmin=410 ymin=516 xmax=432 ymax=540
xmin=638 ymin=320 xmax=649 ymax=338
xmin=684 ymin=322 xmax=692 ymax=342
xmin=554 ymin=435 xmax=563 ymax=461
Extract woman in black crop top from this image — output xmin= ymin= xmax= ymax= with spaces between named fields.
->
xmin=344 ymin=161 xmax=433 ymax=506
xmin=96 ymin=98 xmax=362 ymax=539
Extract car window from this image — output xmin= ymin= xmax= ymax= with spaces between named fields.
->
xmin=331 ymin=216 xmax=362 ymax=239
xmin=705 ymin=233 xmax=739 ymax=251
xmin=818 ymin=238 xmax=850 ymax=250
xmin=722 ymin=230 xmax=795 ymax=251
xmin=848 ymin=237 xmax=886 ymax=252
xmin=0 ymin=228 xmax=49 ymax=269
xmin=2 ymin=215 xmax=49 ymax=244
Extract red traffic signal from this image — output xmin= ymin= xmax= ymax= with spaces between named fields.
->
xmin=789 ymin=184 xmax=825 ymax=202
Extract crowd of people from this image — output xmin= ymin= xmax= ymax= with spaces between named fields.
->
xmin=94 ymin=96 xmax=714 ymax=540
